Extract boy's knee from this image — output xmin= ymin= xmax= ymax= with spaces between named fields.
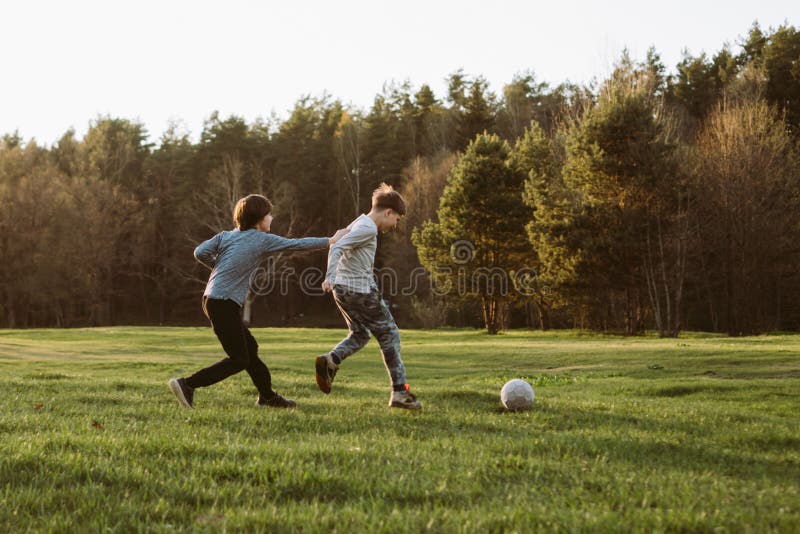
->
xmin=228 ymin=358 xmax=249 ymax=372
xmin=375 ymin=325 xmax=400 ymax=349
xmin=226 ymin=346 xmax=254 ymax=369
xmin=351 ymin=330 xmax=371 ymax=347
xmin=244 ymin=330 xmax=258 ymax=348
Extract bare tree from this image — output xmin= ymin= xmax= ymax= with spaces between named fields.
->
xmin=692 ymin=96 xmax=800 ymax=334
xmin=395 ymin=152 xmax=456 ymax=327
xmin=643 ymin=193 xmax=690 ymax=337
xmin=334 ymin=110 xmax=363 ymax=218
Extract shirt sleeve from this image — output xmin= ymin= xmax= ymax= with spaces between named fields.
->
xmin=194 ymin=233 xmax=222 ymax=270
xmin=262 ymin=235 xmax=330 ymax=254
xmin=324 ymin=223 xmax=375 ymax=282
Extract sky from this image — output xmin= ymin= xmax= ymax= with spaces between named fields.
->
xmin=1 ymin=0 xmax=796 ymax=146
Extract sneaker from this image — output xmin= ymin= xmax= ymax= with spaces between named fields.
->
xmin=256 ymin=392 xmax=297 ymax=408
xmin=168 ymin=378 xmax=194 ymax=409
xmin=389 ymin=385 xmax=422 ymax=410
xmin=315 ymin=354 xmax=339 ymax=394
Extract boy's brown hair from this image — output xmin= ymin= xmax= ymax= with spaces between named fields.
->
xmin=233 ymin=194 xmax=273 ymax=230
xmin=371 ymin=183 xmax=406 ymax=215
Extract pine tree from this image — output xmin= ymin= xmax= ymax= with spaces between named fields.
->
xmin=412 ymin=133 xmax=531 ymax=333
xmin=529 ymin=59 xmax=682 ymax=334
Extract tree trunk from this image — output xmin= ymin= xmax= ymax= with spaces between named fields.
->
xmin=535 ymin=295 xmax=550 ymax=331
xmin=481 ymin=295 xmax=501 ymax=334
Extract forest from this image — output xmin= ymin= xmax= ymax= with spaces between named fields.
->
xmin=1 ymin=22 xmax=798 ymax=336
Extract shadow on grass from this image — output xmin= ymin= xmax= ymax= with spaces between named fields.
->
xmin=531 ymin=403 xmax=800 ymax=485
xmin=437 ymin=389 xmax=498 ymax=404
xmin=646 ymin=383 xmax=733 ymax=398
xmin=23 ymin=373 xmax=73 ymax=381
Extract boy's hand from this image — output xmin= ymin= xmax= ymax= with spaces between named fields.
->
xmin=322 ymin=280 xmax=334 ymax=293
xmin=329 ymin=227 xmax=350 ymax=245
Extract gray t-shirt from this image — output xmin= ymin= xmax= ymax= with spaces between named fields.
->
xmin=195 ymin=229 xmax=329 ymax=306
xmin=325 ymin=214 xmax=378 ymax=293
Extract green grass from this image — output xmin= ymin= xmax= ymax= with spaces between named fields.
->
xmin=1 ymin=327 xmax=798 ymax=532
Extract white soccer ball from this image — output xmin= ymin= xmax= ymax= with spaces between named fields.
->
xmin=500 ymin=379 xmax=535 ymax=411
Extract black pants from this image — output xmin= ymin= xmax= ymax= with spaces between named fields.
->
xmin=185 ymin=297 xmax=272 ymax=398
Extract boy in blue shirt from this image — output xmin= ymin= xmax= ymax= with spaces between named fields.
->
xmin=169 ymin=194 xmax=348 ymax=409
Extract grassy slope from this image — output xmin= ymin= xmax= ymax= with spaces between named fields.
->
xmin=0 ymin=328 xmax=798 ymax=532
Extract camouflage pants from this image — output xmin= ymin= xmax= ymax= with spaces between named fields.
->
xmin=329 ymin=286 xmax=407 ymax=387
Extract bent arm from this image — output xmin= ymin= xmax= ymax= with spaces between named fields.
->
xmin=194 ymin=233 xmax=222 ymax=270
xmin=323 ymin=224 xmax=375 ymax=282
xmin=325 ymin=246 xmax=346 ymax=284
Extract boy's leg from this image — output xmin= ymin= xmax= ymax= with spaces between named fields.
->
xmin=242 ymin=327 xmax=275 ymax=399
xmin=352 ymin=290 xmax=420 ymax=409
xmin=329 ymin=288 xmax=371 ymax=364
xmin=318 ymin=288 xmax=420 ymax=408
xmin=239 ymin=328 xmax=294 ymax=406
xmin=184 ymin=299 xmax=253 ymax=390
xmin=354 ymin=289 xmax=407 ymax=389
xmin=315 ymin=288 xmax=371 ymax=394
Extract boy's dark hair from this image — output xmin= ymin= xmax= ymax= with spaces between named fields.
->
xmin=234 ymin=194 xmax=273 ymax=230
xmin=371 ymin=183 xmax=406 ymax=215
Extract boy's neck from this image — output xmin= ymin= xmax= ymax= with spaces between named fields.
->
xmin=367 ymin=209 xmax=382 ymax=225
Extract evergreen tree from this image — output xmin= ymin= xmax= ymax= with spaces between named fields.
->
xmin=445 ymin=70 xmax=499 ymax=150
xmin=459 ymin=76 xmax=496 ymax=144
xmin=670 ymin=52 xmax=719 ymax=121
xmin=412 ymin=84 xmax=448 ymax=156
xmin=271 ymin=96 xmax=343 ymax=233
xmin=497 ymin=70 xmax=585 ymax=141
xmin=533 ymin=60 xmax=680 ymax=334
xmin=762 ymin=25 xmax=800 ymax=133
xmin=412 ymin=133 xmax=531 ymax=333
xmin=516 ymin=121 xmax=567 ymax=329
xmin=739 ymin=22 xmax=768 ymax=65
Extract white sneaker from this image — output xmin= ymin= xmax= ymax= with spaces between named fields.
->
xmin=389 ymin=387 xmax=422 ymax=410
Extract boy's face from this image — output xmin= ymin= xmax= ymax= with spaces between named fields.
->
xmin=378 ymin=209 xmax=402 ymax=233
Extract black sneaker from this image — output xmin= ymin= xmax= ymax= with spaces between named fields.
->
xmin=315 ymin=354 xmax=339 ymax=394
xmin=168 ymin=378 xmax=194 ymax=409
xmin=256 ymin=393 xmax=297 ymax=408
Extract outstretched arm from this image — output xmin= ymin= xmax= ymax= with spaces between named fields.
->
xmin=263 ymin=228 xmax=350 ymax=254
xmin=330 ymin=228 xmax=349 ymax=244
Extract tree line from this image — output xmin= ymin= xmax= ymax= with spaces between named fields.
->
xmin=1 ymin=22 xmax=798 ymax=336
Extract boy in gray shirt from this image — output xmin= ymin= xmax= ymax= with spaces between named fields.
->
xmin=169 ymin=194 xmax=348 ymax=409
xmin=316 ymin=183 xmax=422 ymax=410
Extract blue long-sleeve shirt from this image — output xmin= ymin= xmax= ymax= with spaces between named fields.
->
xmin=194 ymin=229 xmax=329 ymax=306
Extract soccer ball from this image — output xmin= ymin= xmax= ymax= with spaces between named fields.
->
xmin=500 ymin=379 xmax=535 ymax=411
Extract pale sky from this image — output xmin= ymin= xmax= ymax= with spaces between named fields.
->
xmin=1 ymin=0 xmax=796 ymax=146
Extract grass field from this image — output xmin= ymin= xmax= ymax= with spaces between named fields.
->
xmin=1 ymin=327 xmax=799 ymax=532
